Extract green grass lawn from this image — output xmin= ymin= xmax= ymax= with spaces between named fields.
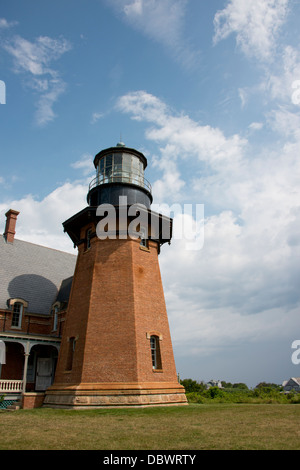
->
xmin=0 ymin=403 xmax=299 ymax=450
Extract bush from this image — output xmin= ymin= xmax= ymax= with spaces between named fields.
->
xmin=255 ymin=382 xmax=282 ymax=391
xmin=205 ymin=386 xmax=225 ymax=399
xmin=180 ymin=378 xmax=300 ymax=405
xmin=185 ymin=392 xmax=205 ymax=404
xmin=180 ymin=379 xmax=206 ymax=394
xmin=289 ymin=394 xmax=300 ymax=404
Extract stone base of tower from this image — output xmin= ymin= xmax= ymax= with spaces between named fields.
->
xmin=43 ymin=382 xmax=188 ymax=409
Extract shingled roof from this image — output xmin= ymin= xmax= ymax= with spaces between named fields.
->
xmin=0 ymin=235 xmax=76 ymax=315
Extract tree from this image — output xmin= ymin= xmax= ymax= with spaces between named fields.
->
xmin=255 ymin=382 xmax=282 ymax=391
xmin=232 ymin=383 xmax=249 ymax=390
xmin=206 ymin=386 xmax=225 ymax=399
xmin=180 ymin=379 xmax=206 ymax=393
xmin=221 ymin=381 xmax=233 ymax=388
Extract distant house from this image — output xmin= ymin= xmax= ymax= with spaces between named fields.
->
xmin=282 ymin=377 xmax=300 ymax=392
xmin=206 ymin=380 xmax=223 ymax=389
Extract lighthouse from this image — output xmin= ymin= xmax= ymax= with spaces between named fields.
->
xmin=44 ymin=143 xmax=187 ymax=408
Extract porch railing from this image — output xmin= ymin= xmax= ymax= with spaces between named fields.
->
xmin=0 ymin=379 xmax=23 ymax=393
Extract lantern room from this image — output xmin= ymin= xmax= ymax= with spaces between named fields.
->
xmin=87 ymin=142 xmax=152 ymax=208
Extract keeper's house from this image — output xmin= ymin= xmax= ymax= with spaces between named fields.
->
xmin=0 ymin=209 xmax=76 ymax=409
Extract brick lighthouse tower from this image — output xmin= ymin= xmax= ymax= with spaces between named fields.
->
xmin=44 ymin=143 xmax=187 ymax=408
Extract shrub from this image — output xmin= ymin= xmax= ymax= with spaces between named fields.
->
xmin=185 ymin=392 xmax=205 ymax=404
xmin=181 ymin=378 xmax=300 ymax=405
xmin=205 ymin=386 xmax=225 ymax=399
xmin=180 ymin=379 xmax=206 ymax=394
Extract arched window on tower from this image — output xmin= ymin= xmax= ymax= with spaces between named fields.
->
xmin=84 ymin=227 xmax=93 ymax=251
xmin=66 ymin=336 xmax=77 ymax=371
xmin=140 ymin=227 xmax=148 ymax=249
xmin=150 ymin=335 xmax=162 ymax=370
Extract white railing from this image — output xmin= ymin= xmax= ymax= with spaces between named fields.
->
xmin=0 ymin=379 xmax=23 ymax=393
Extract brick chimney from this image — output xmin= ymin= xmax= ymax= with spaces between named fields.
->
xmin=4 ymin=209 xmax=20 ymax=243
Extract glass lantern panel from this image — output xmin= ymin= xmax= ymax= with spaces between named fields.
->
xmin=132 ymin=156 xmax=141 ymax=185
xmin=122 ymin=154 xmax=132 ymax=182
xmin=99 ymin=158 xmax=104 ymax=175
xmin=105 ymin=154 xmax=112 ymax=181
xmin=113 ymin=153 xmax=122 ymax=179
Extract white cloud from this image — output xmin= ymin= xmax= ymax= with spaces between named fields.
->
xmin=117 ymin=90 xmax=248 ymax=207
xmin=0 ymin=18 xmax=18 ymax=29
xmin=263 ymin=45 xmax=300 ymax=103
xmin=248 ymin=121 xmax=264 ymax=131
xmin=213 ymin=0 xmax=290 ymax=61
xmin=0 ymin=181 xmax=87 ymax=253
xmin=117 ymin=90 xmax=168 ymax=125
xmin=238 ymin=88 xmax=249 ymax=108
xmin=71 ymin=153 xmax=95 ymax=176
xmin=236 ymin=46 xmax=300 ymax=144
xmin=152 ymin=156 xmax=186 ymax=201
xmin=106 ymin=0 xmax=199 ymax=69
xmin=252 ymin=45 xmax=300 ymax=137
xmin=34 ymin=78 xmax=67 ymax=126
xmin=116 ymin=89 xmax=300 ymax=362
xmin=124 ymin=0 xmax=143 ymax=16
xmin=3 ymin=35 xmax=71 ymax=76
xmin=117 ymin=90 xmax=247 ymax=177
xmin=3 ymin=34 xmax=71 ymax=126
xmin=91 ymin=112 xmax=104 ymax=124
xmin=266 ymin=105 xmax=300 ymax=138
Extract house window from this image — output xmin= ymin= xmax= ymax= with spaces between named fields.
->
xmin=150 ymin=335 xmax=162 ymax=370
xmin=11 ymin=302 xmax=23 ymax=328
xmin=53 ymin=305 xmax=58 ymax=331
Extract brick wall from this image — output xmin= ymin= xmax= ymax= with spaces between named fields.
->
xmin=132 ymin=239 xmax=178 ymax=383
xmin=22 ymin=392 xmax=45 ymax=409
xmin=0 ymin=309 xmax=67 ymax=337
xmin=52 ymin=227 xmax=178 ymax=387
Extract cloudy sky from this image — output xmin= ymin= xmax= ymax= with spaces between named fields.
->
xmin=1 ymin=0 xmax=300 ymax=387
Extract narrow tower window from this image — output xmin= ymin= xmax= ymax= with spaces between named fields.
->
xmin=150 ymin=335 xmax=162 ymax=370
xmin=86 ymin=228 xmax=92 ymax=249
xmin=84 ymin=227 xmax=93 ymax=251
xmin=140 ymin=227 xmax=148 ymax=248
xmin=66 ymin=337 xmax=76 ymax=371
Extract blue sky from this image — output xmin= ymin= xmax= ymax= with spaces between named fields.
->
xmin=1 ymin=0 xmax=300 ymax=387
